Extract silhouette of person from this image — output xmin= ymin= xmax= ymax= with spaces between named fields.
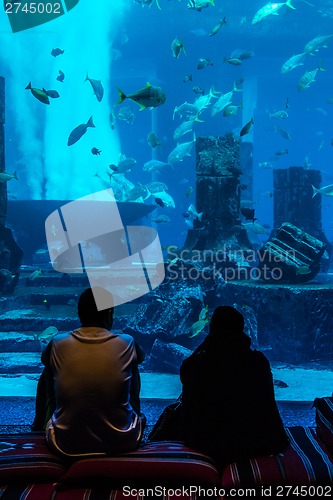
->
xmin=180 ymin=306 xmax=289 ymax=466
xmin=32 ymin=286 xmax=145 ymax=457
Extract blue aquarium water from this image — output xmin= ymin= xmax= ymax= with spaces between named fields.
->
xmin=0 ymin=0 xmax=333 ymax=404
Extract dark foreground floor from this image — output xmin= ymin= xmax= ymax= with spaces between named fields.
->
xmin=0 ymin=397 xmax=316 ymax=435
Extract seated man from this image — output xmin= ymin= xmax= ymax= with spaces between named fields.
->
xmin=180 ymin=306 xmax=289 ymax=466
xmin=33 ymin=286 xmax=145 ymax=457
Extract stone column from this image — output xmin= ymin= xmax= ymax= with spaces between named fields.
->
xmin=240 ymin=141 xmax=253 ymax=200
xmin=0 ymin=77 xmax=6 ymax=224
xmin=183 ymin=134 xmax=252 ymax=254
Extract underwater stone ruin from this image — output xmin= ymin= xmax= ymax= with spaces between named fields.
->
xmin=183 ymin=134 xmax=252 ymax=257
xmin=273 ymin=167 xmax=331 ymax=269
xmin=258 ymin=222 xmax=326 ymax=284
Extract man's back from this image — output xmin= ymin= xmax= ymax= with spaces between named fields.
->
xmin=47 ymin=328 xmax=142 ymax=456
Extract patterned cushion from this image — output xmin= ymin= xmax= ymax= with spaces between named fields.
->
xmin=314 ymin=397 xmax=333 ymax=454
xmin=221 ymin=426 xmax=333 ymax=488
xmin=61 ymin=441 xmax=219 ymax=485
xmin=0 ymin=433 xmax=66 ymax=482
xmin=0 ymin=483 xmax=57 ymax=499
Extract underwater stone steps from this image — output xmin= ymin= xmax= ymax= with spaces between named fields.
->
xmin=0 ymin=332 xmax=70 ymax=352
xmin=0 ymin=303 xmax=79 ymax=332
xmin=0 ymin=353 xmax=42 ymax=373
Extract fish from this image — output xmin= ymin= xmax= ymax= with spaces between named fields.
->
xmin=209 ymin=17 xmax=227 ymax=36
xmin=241 ymin=199 xmax=257 ymax=207
xmin=111 ymin=48 xmax=123 ymax=61
xmin=259 ymin=190 xmax=273 ymax=198
xmin=56 ymin=70 xmax=65 ymax=82
xmin=91 ymin=147 xmax=101 ymax=155
xmin=241 ymin=208 xmax=256 ymax=221
xmin=296 ymin=265 xmax=312 ymax=275
xmin=269 ymin=110 xmax=288 ymax=119
xmin=51 ymin=48 xmax=64 ymax=57
xmin=243 ymin=222 xmax=266 ymax=234
xmin=155 ymin=197 xmax=166 ymax=207
xmin=192 ymin=86 xmax=204 ymax=95
xmin=145 ymin=181 xmax=168 ymax=193
xmin=224 ymin=57 xmax=242 ymax=66
xmin=312 ymin=184 xmax=333 ymax=198
xmin=147 ymin=131 xmax=161 ymax=148
xmin=42 ymin=88 xmax=60 ymax=98
xmin=109 ymin=110 xmax=116 ymax=130
xmin=0 ymin=171 xmax=17 ymax=183
xmin=29 ymin=269 xmax=42 ymax=281
xmin=134 ymin=0 xmax=161 ymax=9
xmin=183 ymin=74 xmax=192 ymax=83
xmin=186 ymin=187 xmax=193 ymax=198
xmin=0 ymin=269 xmax=14 ymax=280
xmin=252 ymin=0 xmax=295 ymax=25
xmin=152 ymin=215 xmax=170 ymax=224
xmin=188 ymin=203 xmax=203 ymax=221
xmin=259 ymin=161 xmax=274 ymax=168
xmin=111 ymin=155 xmax=137 ymax=174
xmin=68 ymin=116 xmax=95 ymax=146
xmin=231 ymin=49 xmax=255 ymax=60
xmin=197 ymin=58 xmax=213 ymax=70
xmin=223 ymin=102 xmax=243 ymax=117
xmin=198 ymin=304 xmax=209 ymax=321
xmin=240 ymin=118 xmax=254 ymax=137
xmin=304 ymin=34 xmax=333 ymax=55
xmin=171 ymin=38 xmax=186 ymax=59
xmin=275 ymin=126 xmax=291 ymax=140
xmin=25 ymin=83 xmax=49 ymax=105
xmin=116 ymin=82 xmax=166 ymax=110
xmin=167 ymin=134 xmax=196 ymax=165
xmin=275 ymin=149 xmax=288 ymax=156
xmin=281 ymin=53 xmax=306 ymax=73
xmin=67 ymin=299 xmax=77 ymax=307
xmin=116 ymin=107 xmax=135 ymax=124
xmin=151 ymin=191 xmax=175 ymax=208
xmin=85 ymin=73 xmax=104 ymax=102
xmin=211 ymin=83 xmax=241 ymax=117
xmin=127 ymin=184 xmax=149 ymax=201
xmin=297 ymin=64 xmax=325 ymax=92
xmin=34 ymin=326 xmax=58 ymax=341
xmin=143 ymin=160 xmax=169 ymax=173
xmin=187 ymin=0 xmax=215 ymax=11
xmin=173 ymin=101 xmax=201 ymax=120
xmin=173 ymin=116 xmax=201 ymax=141
xmin=194 ymin=87 xmax=220 ymax=114
xmin=188 ymin=318 xmax=209 ymax=337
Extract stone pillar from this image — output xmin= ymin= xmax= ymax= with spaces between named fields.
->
xmin=183 ymin=134 xmax=252 ymax=254
xmin=240 ymin=141 xmax=253 ymax=199
xmin=0 ymin=77 xmax=6 ymax=224
xmin=273 ymin=166 xmax=331 ymax=270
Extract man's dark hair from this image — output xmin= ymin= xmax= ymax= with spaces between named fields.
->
xmin=78 ymin=287 xmax=114 ymax=326
xmin=210 ymin=306 xmax=244 ymax=335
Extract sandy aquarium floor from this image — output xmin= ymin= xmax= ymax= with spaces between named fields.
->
xmin=0 ymin=368 xmax=332 ymax=401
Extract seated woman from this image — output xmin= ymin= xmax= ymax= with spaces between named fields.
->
xmin=180 ymin=306 xmax=289 ymax=466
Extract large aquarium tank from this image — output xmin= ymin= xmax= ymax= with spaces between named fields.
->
xmin=0 ymin=0 xmax=333 ymax=408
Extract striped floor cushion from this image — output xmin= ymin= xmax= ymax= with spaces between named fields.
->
xmin=221 ymin=426 xmax=333 ymax=489
xmin=0 ymin=433 xmax=65 ymax=482
xmin=314 ymin=397 xmax=333 ymax=454
xmin=60 ymin=441 xmax=219 ymax=486
xmin=0 ymin=483 xmax=57 ymax=500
